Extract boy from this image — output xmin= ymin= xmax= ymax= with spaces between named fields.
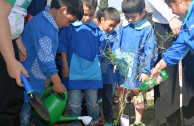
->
xmin=58 ymin=0 xmax=102 ymax=125
xmin=20 ymin=0 xmax=83 ymax=125
xmin=114 ymin=0 xmax=158 ymax=125
xmin=96 ymin=7 xmax=120 ymax=125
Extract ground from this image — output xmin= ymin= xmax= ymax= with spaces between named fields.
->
xmin=53 ymin=90 xmax=156 ymax=126
xmin=112 ymin=89 xmax=155 ymax=126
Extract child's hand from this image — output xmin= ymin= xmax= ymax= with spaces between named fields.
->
xmin=16 ymin=37 xmax=27 ymax=62
xmin=62 ymin=65 xmax=69 ymax=78
xmin=52 ymin=82 xmax=67 ymax=94
xmin=139 ymin=73 xmax=149 ymax=82
xmin=50 ymin=74 xmax=67 ymax=93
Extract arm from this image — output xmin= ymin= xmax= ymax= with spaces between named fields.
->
xmin=140 ymin=27 xmax=158 ymax=76
xmin=0 ymin=1 xmax=28 ymax=86
xmin=148 ymin=0 xmax=182 ymax=35
xmin=32 ymin=26 xmax=66 ymax=93
xmin=61 ymin=52 xmax=69 ymax=78
xmin=58 ymin=27 xmax=70 ymax=78
xmin=16 ymin=37 xmax=27 ymax=62
xmin=150 ymin=27 xmax=190 ymax=78
xmin=147 ymin=0 xmax=176 ymax=22
xmin=50 ymin=73 xmax=67 ymax=93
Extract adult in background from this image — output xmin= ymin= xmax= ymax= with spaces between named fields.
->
xmin=0 ymin=1 xmax=30 ymax=125
xmin=148 ymin=0 xmax=194 ymax=125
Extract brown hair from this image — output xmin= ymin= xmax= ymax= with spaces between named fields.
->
xmin=165 ymin=0 xmax=191 ymax=4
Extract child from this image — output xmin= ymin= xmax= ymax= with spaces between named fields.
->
xmin=0 ymin=1 xmax=31 ymax=125
xmin=19 ymin=0 xmax=83 ymax=125
xmin=96 ymin=7 xmax=120 ymax=126
xmin=58 ymin=0 xmax=102 ymax=126
xmin=115 ymin=0 xmax=158 ymax=125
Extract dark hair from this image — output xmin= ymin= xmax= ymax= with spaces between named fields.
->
xmin=82 ymin=0 xmax=98 ymax=9
xmin=51 ymin=0 xmax=83 ymax=20
xmin=96 ymin=7 xmax=120 ymax=24
xmin=122 ymin=0 xmax=145 ymax=14
xmin=165 ymin=0 xmax=176 ymax=4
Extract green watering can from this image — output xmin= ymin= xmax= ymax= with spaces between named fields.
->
xmin=34 ymin=87 xmax=92 ymax=126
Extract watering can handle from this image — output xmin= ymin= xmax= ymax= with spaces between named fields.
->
xmin=41 ymin=87 xmax=68 ymax=103
xmin=21 ymin=73 xmax=34 ymax=94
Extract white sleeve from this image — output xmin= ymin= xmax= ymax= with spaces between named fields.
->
xmin=147 ymin=0 xmax=176 ymax=22
xmin=47 ymin=0 xmax=52 ymax=6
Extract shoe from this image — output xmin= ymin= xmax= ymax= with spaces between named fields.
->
xmin=130 ymin=122 xmax=145 ymax=126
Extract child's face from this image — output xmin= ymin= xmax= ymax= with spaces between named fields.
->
xmin=168 ymin=0 xmax=190 ymax=17
xmin=55 ymin=7 xmax=78 ymax=28
xmin=124 ymin=10 xmax=146 ymax=24
xmin=100 ymin=18 xmax=118 ymax=34
xmin=82 ymin=3 xmax=96 ymax=24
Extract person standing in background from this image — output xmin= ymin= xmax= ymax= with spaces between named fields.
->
xmin=25 ymin=0 xmax=47 ymax=22
xmin=148 ymin=0 xmax=194 ymax=125
xmin=0 ymin=1 xmax=31 ymax=125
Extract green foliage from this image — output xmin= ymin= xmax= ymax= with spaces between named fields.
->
xmin=146 ymin=100 xmax=154 ymax=110
xmin=99 ymin=0 xmax=109 ymax=9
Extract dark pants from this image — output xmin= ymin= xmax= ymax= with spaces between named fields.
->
xmin=102 ymin=84 xmax=114 ymax=121
xmin=0 ymin=40 xmax=24 ymax=126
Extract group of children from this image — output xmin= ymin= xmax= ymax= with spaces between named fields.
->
xmin=1 ymin=0 xmax=194 ymax=126
xmin=58 ymin=0 xmax=157 ymax=125
xmin=17 ymin=0 xmax=157 ymax=126
xmin=3 ymin=0 xmax=193 ymax=126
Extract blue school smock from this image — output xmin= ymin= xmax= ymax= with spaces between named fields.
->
xmin=115 ymin=19 xmax=158 ymax=90
xmin=162 ymin=1 xmax=194 ymax=66
xmin=58 ymin=21 xmax=103 ymax=90
xmin=22 ymin=11 xmax=59 ymax=102
xmin=98 ymin=30 xmax=119 ymax=85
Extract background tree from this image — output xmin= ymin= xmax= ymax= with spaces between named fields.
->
xmin=99 ymin=0 xmax=109 ymax=9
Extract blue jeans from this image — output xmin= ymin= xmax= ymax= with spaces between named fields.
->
xmin=68 ymin=89 xmax=100 ymax=126
xmin=20 ymin=103 xmax=31 ymax=126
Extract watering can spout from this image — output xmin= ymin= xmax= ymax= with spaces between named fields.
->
xmin=58 ymin=116 xmax=78 ymax=121
xmin=58 ymin=116 xmax=92 ymax=126
xmin=78 ymin=116 xmax=92 ymax=125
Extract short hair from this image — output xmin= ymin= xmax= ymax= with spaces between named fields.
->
xmin=82 ymin=0 xmax=98 ymax=10
xmin=96 ymin=7 xmax=120 ymax=24
xmin=122 ymin=0 xmax=145 ymax=14
xmin=51 ymin=0 xmax=83 ymax=20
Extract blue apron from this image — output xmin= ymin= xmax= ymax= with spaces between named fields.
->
xmin=69 ymin=53 xmax=101 ymax=80
xmin=69 ymin=30 xmax=101 ymax=81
